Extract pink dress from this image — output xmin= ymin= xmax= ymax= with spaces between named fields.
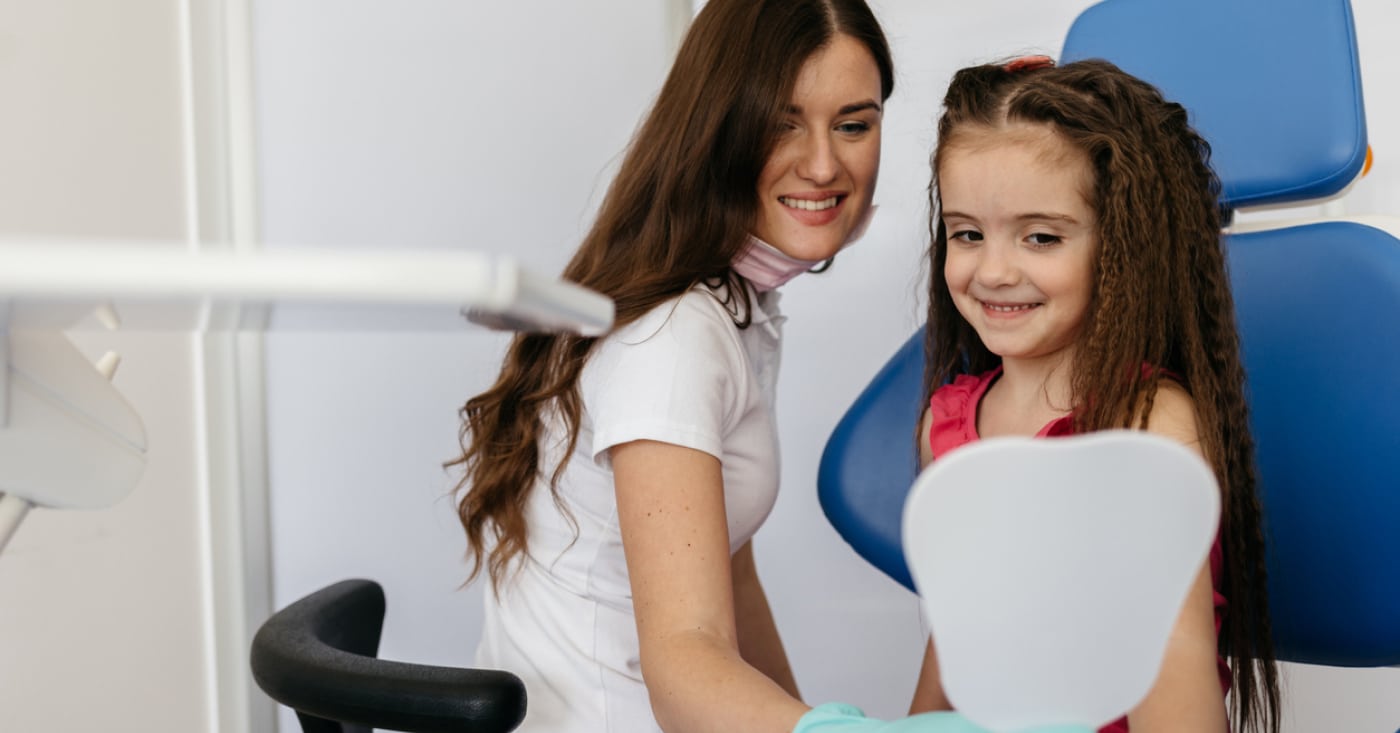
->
xmin=927 ymin=368 xmax=1230 ymax=733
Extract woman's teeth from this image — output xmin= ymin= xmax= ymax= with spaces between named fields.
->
xmin=780 ymin=196 xmax=839 ymax=211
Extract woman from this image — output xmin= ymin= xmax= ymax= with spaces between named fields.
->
xmin=449 ymin=1 xmax=925 ymax=731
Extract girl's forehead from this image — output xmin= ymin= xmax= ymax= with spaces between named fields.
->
xmin=939 ymin=122 xmax=1096 ymax=210
xmin=945 ymin=121 xmax=1080 ymax=164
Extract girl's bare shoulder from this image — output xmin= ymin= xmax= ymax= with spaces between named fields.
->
xmin=1142 ymin=378 xmax=1202 ymax=451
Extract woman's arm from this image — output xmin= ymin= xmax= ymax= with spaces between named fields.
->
xmin=1124 ymin=382 xmax=1228 ymax=732
xmin=732 ymin=540 xmax=801 ymax=698
xmin=612 ymin=439 xmax=809 ymax=733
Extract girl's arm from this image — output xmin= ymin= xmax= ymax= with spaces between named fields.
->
xmin=919 ymin=406 xmax=935 ymax=468
xmin=612 ymin=439 xmax=809 ymax=733
xmin=1126 ymin=382 xmax=1228 ymax=732
xmin=1125 ymin=562 xmax=1226 ymax=731
xmin=732 ymin=539 xmax=801 ymax=698
xmin=910 ymin=407 xmax=955 ymax=714
xmin=909 ymin=637 xmax=954 ymax=714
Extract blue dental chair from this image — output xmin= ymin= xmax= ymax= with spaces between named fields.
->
xmin=819 ymin=0 xmax=1400 ymax=676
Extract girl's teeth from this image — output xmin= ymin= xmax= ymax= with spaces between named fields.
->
xmin=986 ymin=303 xmax=1035 ymax=312
xmin=780 ymin=196 xmax=838 ymax=211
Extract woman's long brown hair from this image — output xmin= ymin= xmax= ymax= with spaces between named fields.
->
xmin=922 ymin=60 xmax=1280 ymax=733
xmin=449 ymin=0 xmax=893 ymax=589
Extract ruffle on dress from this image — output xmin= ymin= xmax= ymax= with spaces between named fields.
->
xmin=927 ymin=371 xmax=990 ymax=460
xmin=927 ymin=367 xmax=1075 ymax=459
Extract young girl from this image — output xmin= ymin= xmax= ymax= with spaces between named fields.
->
xmin=911 ymin=58 xmax=1281 ymax=733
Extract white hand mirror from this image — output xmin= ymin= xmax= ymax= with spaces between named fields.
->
xmin=902 ymin=431 xmax=1220 ymax=731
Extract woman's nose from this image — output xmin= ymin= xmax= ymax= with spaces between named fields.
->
xmin=795 ymin=133 xmax=839 ymax=185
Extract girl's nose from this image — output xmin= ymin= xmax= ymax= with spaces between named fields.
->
xmin=974 ymin=241 xmax=1019 ymax=287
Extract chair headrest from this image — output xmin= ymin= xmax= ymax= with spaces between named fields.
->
xmin=1062 ymin=0 xmax=1367 ymax=210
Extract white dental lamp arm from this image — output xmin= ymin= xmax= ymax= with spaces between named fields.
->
xmin=0 ymin=243 xmax=614 ymax=554
xmin=0 ymin=328 xmax=145 ymax=552
xmin=0 ymin=244 xmax=613 ymax=334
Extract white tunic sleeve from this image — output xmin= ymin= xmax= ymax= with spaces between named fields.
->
xmin=581 ymin=288 xmax=751 ymax=466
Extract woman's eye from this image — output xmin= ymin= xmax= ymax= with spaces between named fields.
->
xmin=1027 ymin=232 xmax=1061 ymax=247
xmin=836 ymin=120 xmax=870 ymax=135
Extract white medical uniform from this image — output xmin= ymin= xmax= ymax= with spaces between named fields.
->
xmin=475 ymin=280 xmax=784 ymax=732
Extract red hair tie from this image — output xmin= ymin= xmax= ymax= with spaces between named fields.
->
xmin=1004 ymin=55 xmax=1055 ymax=73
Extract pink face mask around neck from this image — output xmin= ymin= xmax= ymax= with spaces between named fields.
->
xmin=731 ymin=237 xmax=822 ymax=292
xmin=731 ymin=205 xmax=877 ymax=292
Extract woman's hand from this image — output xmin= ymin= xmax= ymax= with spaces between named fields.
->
xmin=797 ymin=703 xmax=1093 ymax=733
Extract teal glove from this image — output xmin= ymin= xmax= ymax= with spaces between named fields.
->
xmin=794 ymin=703 xmax=1095 ymax=733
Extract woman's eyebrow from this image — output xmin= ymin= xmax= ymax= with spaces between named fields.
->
xmin=784 ymin=100 xmax=882 ymax=115
xmin=839 ymin=100 xmax=882 ymax=115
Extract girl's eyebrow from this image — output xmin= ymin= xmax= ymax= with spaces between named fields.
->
xmin=941 ymin=210 xmax=1082 ymax=224
xmin=1014 ymin=212 xmax=1081 ymax=224
xmin=784 ymin=100 xmax=883 ymax=116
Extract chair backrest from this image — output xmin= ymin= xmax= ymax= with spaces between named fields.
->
xmin=250 ymin=578 xmax=527 ymax=733
xmin=819 ymin=0 xmax=1400 ymax=668
xmin=1226 ymin=220 xmax=1400 ymax=665
xmin=817 ymin=330 xmax=924 ymax=590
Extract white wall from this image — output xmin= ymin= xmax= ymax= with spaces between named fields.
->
xmin=0 ymin=1 xmax=217 ymax=731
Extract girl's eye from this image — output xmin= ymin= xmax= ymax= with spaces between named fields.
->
xmin=836 ymin=120 xmax=870 ymax=135
xmin=1027 ymin=232 xmax=1061 ymax=247
xmin=950 ymin=229 xmax=983 ymax=243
